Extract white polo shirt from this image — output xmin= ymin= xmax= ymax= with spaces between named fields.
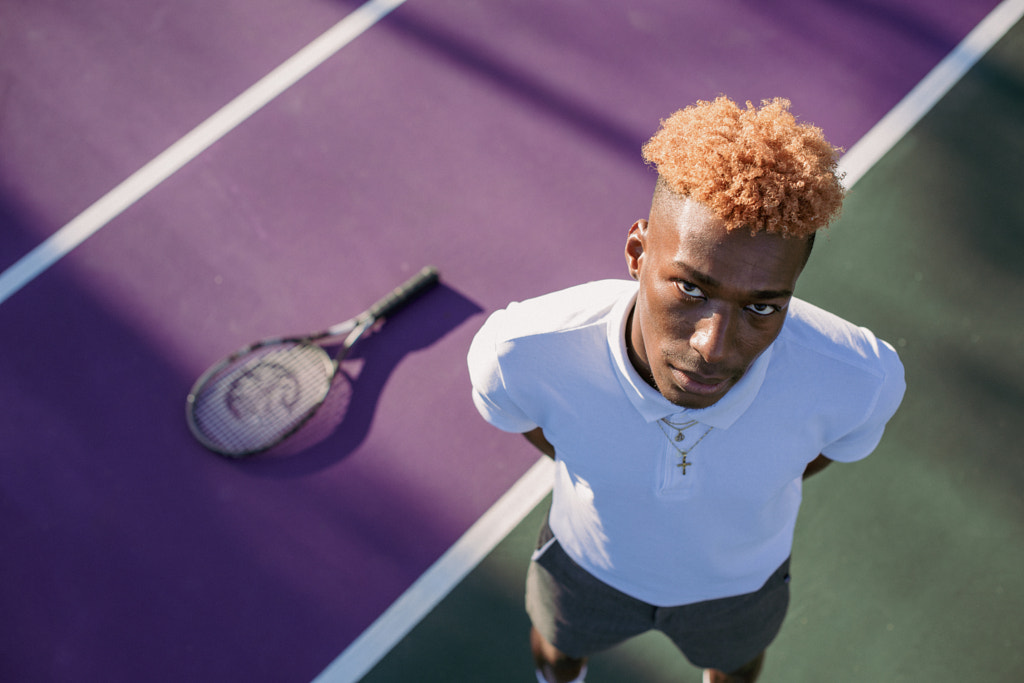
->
xmin=468 ymin=280 xmax=905 ymax=606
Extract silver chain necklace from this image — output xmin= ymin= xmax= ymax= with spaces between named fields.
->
xmin=656 ymin=417 xmax=713 ymax=475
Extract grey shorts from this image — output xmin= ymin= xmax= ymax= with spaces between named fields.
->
xmin=525 ymin=517 xmax=791 ymax=673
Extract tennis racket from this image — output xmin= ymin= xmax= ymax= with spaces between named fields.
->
xmin=186 ymin=266 xmax=440 ymax=458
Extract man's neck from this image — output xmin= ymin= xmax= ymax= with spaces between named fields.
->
xmin=624 ymin=303 xmax=657 ymax=389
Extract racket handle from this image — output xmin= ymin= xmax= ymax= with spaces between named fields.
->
xmin=366 ymin=266 xmax=440 ymax=321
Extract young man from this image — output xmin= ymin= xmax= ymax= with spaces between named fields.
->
xmin=467 ymin=97 xmax=906 ymax=682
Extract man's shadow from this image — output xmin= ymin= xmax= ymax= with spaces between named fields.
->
xmin=235 ymin=282 xmax=481 ymax=477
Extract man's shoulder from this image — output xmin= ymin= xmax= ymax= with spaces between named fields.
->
xmin=488 ymin=279 xmax=636 ymax=343
xmin=780 ymin=298 xmax=901 ymax=378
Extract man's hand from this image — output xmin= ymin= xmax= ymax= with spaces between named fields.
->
xmin=523 ymin=427 xmax=556 ymax=459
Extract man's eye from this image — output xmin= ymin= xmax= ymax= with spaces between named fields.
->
xmin=746 ymin=303 xmax=780 ymax=316
xmin=677 ymin=281 xmax=704 ymax=299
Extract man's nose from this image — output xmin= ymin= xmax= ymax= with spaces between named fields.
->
xmin=689 ymin=307 xmax=736 ymax=365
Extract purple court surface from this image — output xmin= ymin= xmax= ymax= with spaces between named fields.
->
xmin=0 ymin=0 xmax=1010 ymax=681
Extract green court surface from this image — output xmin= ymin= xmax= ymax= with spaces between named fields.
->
xmin=361 ymin=18 xmax=1024 ymax=683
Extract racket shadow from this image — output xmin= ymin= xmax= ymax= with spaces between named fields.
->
xmin=240 ymin=282 xmax=481 ymax=476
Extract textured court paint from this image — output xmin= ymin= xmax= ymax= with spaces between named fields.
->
xmin=0 ymin=0 xmax=406 ymax=306
xmin=353 ymin=13 xmax=1024 ymax=683
xmin=0 ymin=1 xmax=1011 ymax=681
xmin=2 ymin=0 xmax=1018 ymax=306
xmin=309 ymin=2 xmax=1024 ymax=680
xmin=840 ymin=0 xmax=1024 ymax=187
xmin=312 ymin=457 xmax=555 ymax=683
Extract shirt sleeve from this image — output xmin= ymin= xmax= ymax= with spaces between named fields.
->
xmin=466 ymin=309 xmax=538 ymax=434
xmin=821 ymin=338 xmax=907 ymax=463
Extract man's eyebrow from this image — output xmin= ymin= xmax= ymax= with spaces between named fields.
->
xmin=749 ymin=288 xmax=794 ymax=300
xmin=675 ymin=263 xmax=794 ymax=300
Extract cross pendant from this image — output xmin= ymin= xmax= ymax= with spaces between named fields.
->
xmin=677 ymin=455 xmax=691 ymax=474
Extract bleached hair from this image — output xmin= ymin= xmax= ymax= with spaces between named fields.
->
xmin=641 ymin=96 xmax=845 ymax=238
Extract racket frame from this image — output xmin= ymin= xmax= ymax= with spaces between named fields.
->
xmin=185 ymin=266 xmax=439 ymax=457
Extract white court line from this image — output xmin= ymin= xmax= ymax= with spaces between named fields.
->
xmin=310 ymin=1 xmax=1024 ymax=681
xmin=839 ymin=0 xmax=1024 ymax=187
xmin=311 ymin=456 xmax=556 ymax=683
xmin=3 ymin=0 xmax=1019 ymax=305
xmin=0 ymin=0 xmax=407 ymax=306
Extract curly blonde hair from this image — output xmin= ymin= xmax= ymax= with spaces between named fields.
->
xmin=641 ymin=96 xmax=845 ymax=238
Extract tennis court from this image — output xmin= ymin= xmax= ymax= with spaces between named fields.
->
xmin=1 ymin=1 xmax=1022 ymax=681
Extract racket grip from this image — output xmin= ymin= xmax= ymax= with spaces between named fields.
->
xmin=366 ymin=266 xmax=440 ymax=321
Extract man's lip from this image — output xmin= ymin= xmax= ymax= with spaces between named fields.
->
xmin=672 ymin=368 xmax=730 ymax=395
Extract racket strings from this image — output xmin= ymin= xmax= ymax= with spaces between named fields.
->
xmin=188 ymin=343 xmax=334 ymax=456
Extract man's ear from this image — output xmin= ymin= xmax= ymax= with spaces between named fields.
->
xmin=625 ymin=219 xmax=647 ymax=280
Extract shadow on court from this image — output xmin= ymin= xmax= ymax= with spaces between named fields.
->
xmin=240 ymin=282 xmax=482 ymax=477
xmin=0 ymin=190 xmax=47 ymax=276
xmin=0 ymin=203 xmax=482 ymax=682
xmin=329 ymin=0 xmax=645 ymax=164
xmin=355 ymin=16 xmax=1024 ymax=683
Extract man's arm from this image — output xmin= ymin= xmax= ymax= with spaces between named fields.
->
xmin=523 ymin=427 xmax=556 ymax=459
xmin=802 ymin=454 xmax=833 ymax=479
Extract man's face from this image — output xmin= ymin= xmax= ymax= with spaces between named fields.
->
xmin=625 ymin=195 xmax=810 ymax=409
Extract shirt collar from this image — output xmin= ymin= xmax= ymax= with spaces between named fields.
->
xmin=607 ymin=285 xmax=773 ymax=430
